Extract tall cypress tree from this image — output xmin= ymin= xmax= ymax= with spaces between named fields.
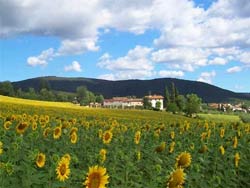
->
xmin=164 ymin=86 xmax=170 ymax=109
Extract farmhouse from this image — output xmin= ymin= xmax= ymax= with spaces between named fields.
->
xmin=145 ymin=95 xmax=164 ymax=110
xmin=103 ymin=97 xmax=143 ymax=108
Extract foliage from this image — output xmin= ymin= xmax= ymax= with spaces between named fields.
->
xmin=0 ymin=81 xmax=14 ymax=96
xmin=239 ymin=114 xmax=250 ymax=123
xmin=185 ymin=94 xmax=202 ymax=116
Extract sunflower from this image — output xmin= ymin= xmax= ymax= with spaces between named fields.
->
xmin=175 ymin=152 xmax=192 ymax=168
xmin=0 ymin=141 xmax=3 ymax=155
xmin=233 ymin=136 xmax=238 ymax=149
xmin=167 ymin=168 xmax=186 ymax=188
xmin=102 ymin=130 xmax=113 ymax=144
xmin=98 ymin=129 xmax=103 ymax=139
xmin=62 ymin=153 xmax=71 ymax=162
xmin=234 ymin=152 xmax=240 ymax=168
xmin=198 ymin=145 xmax=208 ymax=153
xmin=43 ymin=128 xmax=51 ymax=138
xmin=16 ymin=122 xmax=29 ymax=134
xmin=4 ymin=121 xmax=12 ymax=130
xmin=56 ymin=158 xmax=70 ymax=181
xmin=84 ymin=165 xmax=109 ymax=188
xmin=70 ymin=131 xmax=78 ymax=144
xmin=220 ymin=128 xmax=225 ymax=138
xmin=134 ymin=131 xmax=141 ymax=145
xmin=169 ymin=142 xmax=175 ymax=153
xmin=32 ymin=122 xmax=38 ymax=131
xmin=70 ymin=127 xmax=78 ymax=136
xmin=155 ymin=142 xmax=166 ymax=153
xmin=170 ymin=131 xmax=175 ymax=140
xmin=54 ymin=126 xmax=62 ymax=139
xmin=99 ymin=149 xmax=107 ymax=163
xmin=219 ymin=146 xmax=225 ymax=155
xmin=137 ymin=150 xmax=141 ymax=161
xmin=36 ymin=153 xmax=46 ymax=168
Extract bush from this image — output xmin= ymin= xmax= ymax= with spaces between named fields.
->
xmin=239 ymin=114 xmax=250 ymax=123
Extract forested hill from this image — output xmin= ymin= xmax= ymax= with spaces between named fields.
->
xmin=12 ymin=76 xmax=250 ymax=103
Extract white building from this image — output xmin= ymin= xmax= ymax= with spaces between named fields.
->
xmin=103 ymin=97 xmax=143 ymax=108
xmin=145 ymin=95 xmax=164 ymax=110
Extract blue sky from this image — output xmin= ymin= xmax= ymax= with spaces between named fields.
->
xmin=1 ymin=0 xmax=250 ymax=92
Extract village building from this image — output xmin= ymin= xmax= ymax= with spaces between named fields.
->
xmin=145 ymin=95 xmax=164 ymax=110
xmin=103 ymin=97 xmax=143 ymax=108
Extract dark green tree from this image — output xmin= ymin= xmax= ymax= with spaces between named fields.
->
xmin=164 ymin=86 xmax=170 ymax=109
xmin=39 ymin=78 xmax=51 ymax=91
xmin=155 ymin=101 xmax=162 ymax=111
xmin=0 ymin=81 xmax=14 ymax=96
xmin=76 ymin=86 xmax=88 ymax=102
xmin=167 ymin=102 xmax=179 ymax=114
xmin=170 ymin=82 xmax=176 ymax=103
xmin=95 ymin=94 xmax=104 ymax=103
xmin=185 ymin=94 xmax=202 ymax=116
xmin=176 ymin=95 xmax=186 ymax=111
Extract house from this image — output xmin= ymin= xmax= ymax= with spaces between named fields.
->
xmin=103 ymin=97 xmax=143 ymax=108
xmin=145 ymin=95 xmax=164 ymax=110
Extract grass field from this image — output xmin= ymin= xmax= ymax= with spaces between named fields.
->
xmin=0 ymin=95 xmax=249 ymax=188
xmin=197 ymin=113 xmax=241 ymax=123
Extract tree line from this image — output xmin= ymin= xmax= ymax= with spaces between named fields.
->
xmin=0 ymin=80 xmax=104 ymax=105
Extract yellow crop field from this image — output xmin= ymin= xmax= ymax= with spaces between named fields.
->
xmin=0 ymin=95 xmax=250 ymax=188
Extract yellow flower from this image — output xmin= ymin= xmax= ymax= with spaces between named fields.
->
xmin=43 ymin=128 xmax=51 ymax=138
xmin=0 ymin=141 xmax=3 ymax=155
xmin=134 ymin=131 xmax=141 ymax=145
xmin=98 ymin=129 xmax=103 ymax=139
xmin=70 ymin=127 xmax=78 ymax=136
xmin=4 ymin=121 xmax=12 ymax=130
xmin=201 ymin=132 xmax=207 ymax=141
xmin=70 ymin=131 xmax=78 ymax=144
xmin=137 ymin=150 xmax=141 ymax=161
xmin=234 ymin=152 xmax=240 ymax=168
xmin=190 ymin=143 xmax=195 ymax=150
xmin=233 ymin=136 xmax=238 ymax=149
xmin=16 ymin=122 xmax=29 ymax=134
xmin=169 ymin=142 xmax=175 ymax=153
xmin=220 ymin=128 xmax=225 ymax=138
xmin=219 ymin=146 xmax=225 ymax=155
xmin=170 ymin=131 xmax=175 ymax=140
xmin=155 ymin=142 xmax=166 ymax=153
xmin=167 ymin=168 xmax=186 ymax=188
xmin=56 ymin=158 xmax=70 ymax=181
xmin=99 ymin=149 xmax=107 ymax=163
xmin=36 ymin=153 xmax=46 ymax=168
xmin=62 ymin=153 xmax=71 ymax=162
xmin=54 ymin=126 xmax=62 ymax=139
xmin=32 ymin=122 xmax=38 ymax=131
xmin=176 ymin=152 xmax=192 ymax=168
xmin=84 ymin=165 xmax=109 ymax=188
xmin=45 ymin=115 xmax=50 ymax=123
xmin=102 ymin=130 xmax=113 ymax=144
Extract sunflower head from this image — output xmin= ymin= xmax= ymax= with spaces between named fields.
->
xmin=70 ymin=131 xmax=78 ymax=144
xmin=54 ymin=126 xmax=62 ymax=139
xmin=56 ymin=158 xmax=70 ymax=181
xmin=16 ymin=122 xmax=29 ymax=134
xmin=167 ymin=168 xmax=186 ymax=188
xmin=233 ymin=136 xmax=238 ymax=148
xmin=220 ymin=128 xmax=225 ymax=138
xmin=4 ymin=121 xmax=12 ymax=130
xmin=99 ymin=149 xmax=107 ymax=163
xmin=219 ymin=145 xmax=225 ymax=155
xmin=170 ymin=131 xmax=175 ymax=140
xmin=84 ymin=165 xmax=109 ymax=188
xmin=0 ymin=141 xmax=3 ymax=155
xmin=102 ymin=130 xmax=113 ymax=144
xmin=175 ymin=152 xmax=192 ymax=168
xmin=36 ymin=153 xmax=46 ymax=168
xmin=32 ymin=122 xmax=38 ymax=131
xmin=134 ymin=131 xmax=141 ymax=145
xmin=43 ymin=128 xmax=51 ymax=138
xmin=234 ymin=152 xmax=240 ymax=168
xmin=169 ymin=142 xmax=175 ymax=153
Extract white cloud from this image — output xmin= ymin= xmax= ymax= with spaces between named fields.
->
xmin=226 ymin=66 xmax=242 ymax=73
xmin=98 ymin=74 xmax=115 ymax=80
xmin=238 ymin=51 xmax=250 ymax=64
xmin=208 ymin=57 xmax=227 ymax=65
xmin=27 ymin=48 xmax=54 ymax=67
xmin=64 ymin=61 xmax=82 ymax=72
xmin=158 ymin=70 xmax=184 ymax=78
xmin=151 ymin=47 xmax=208 ymax=71
xmin=197 ymin=71 xmax=216 ymax=84
xmin=98 ymin=45 xmax=154 ymax=80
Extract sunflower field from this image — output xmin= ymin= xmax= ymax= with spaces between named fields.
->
xmin=0 ymin=96 xmax=250 ymax=188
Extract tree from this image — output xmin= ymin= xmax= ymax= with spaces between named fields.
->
xmin=167 ymin=102 xmax=179 ymax=114
xmin=164 ymin=86 xmax=170 ymax=109
xmin=176 ymin=95 xmax=186 ymax=112
xmin=185 ymin=94 xmax=202 ymax=116
xmin=170 ymin=82 xmax=176 ymax=103
xmin=0 ymin=81 xmax=14 ymax=96
xmin=143 ymin=97 xmax=152 ymax=109
xmin=96 ymin=94 xmax=104 ymax=103
xmin=39 ymin=78 xmax=51 ymax=91
xmin=76 ymin=86 xmax=88 ymax=102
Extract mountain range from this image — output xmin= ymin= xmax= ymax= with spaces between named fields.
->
xmin=12 ymin=76 xmax=250 ymax=103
